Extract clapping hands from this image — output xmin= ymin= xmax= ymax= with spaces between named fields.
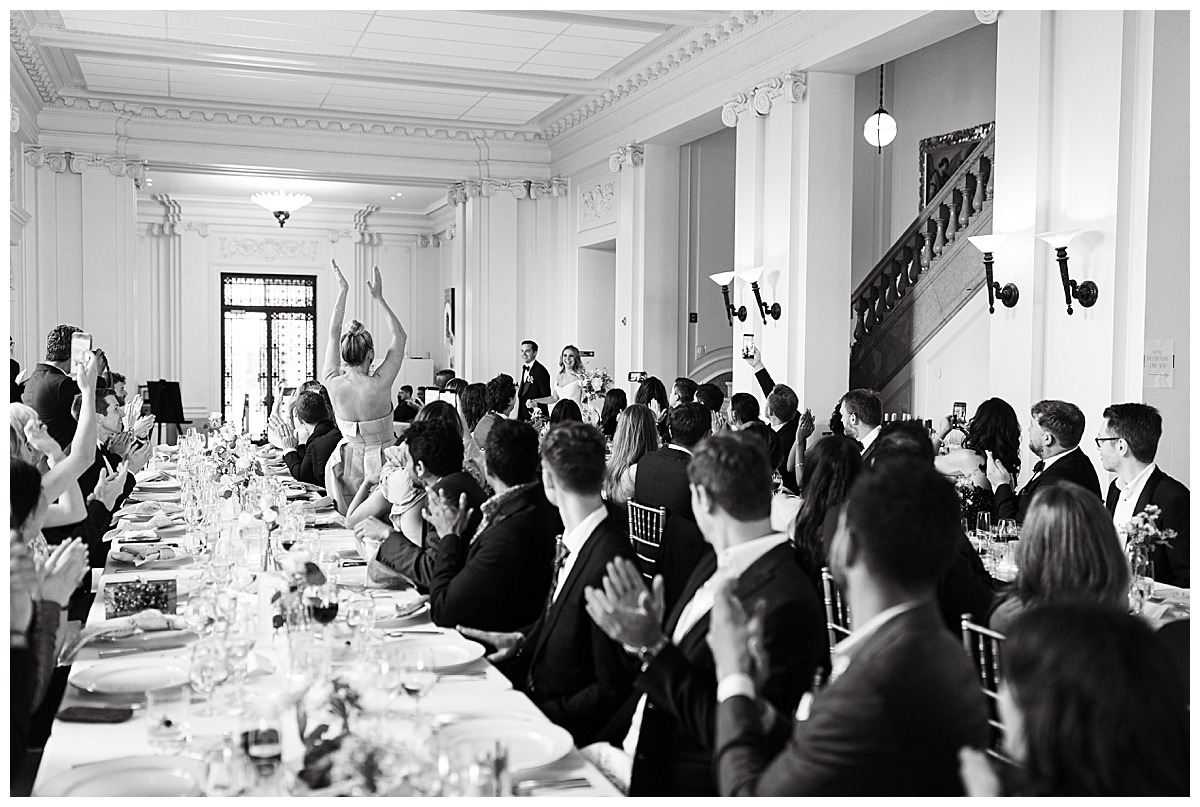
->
xmin=38 ymin=537 xmax=88 ymax=607
xmin=584 ymin=557 xmax=667 ymax=653
xmin=92 ymin=462 xmax=129 ymax=510
xmin=366 ymin=265 xmax=383 ymax=300
xmin=706 ymin=579 xmax=770 ymax=687
xmin=797 ymin=408 xmax=815 ymax=442
xmin=267 ymin=414 xmax=299 ymax=451
xmin=422 ymin=490 xmax=475 ymax=539
xmin=985 ymin=450 xmax=1013 ymax=490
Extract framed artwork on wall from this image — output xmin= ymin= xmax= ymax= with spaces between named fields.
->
xmin=919 ymin=121 xmax=994 ymax=210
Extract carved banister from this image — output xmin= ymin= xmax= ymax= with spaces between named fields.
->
xmin=851 ymin=127 xmax=996 ymax=357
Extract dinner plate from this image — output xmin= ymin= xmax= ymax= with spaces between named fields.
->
xmin=133 ymin=491 xmax=183 ymax=502
xmin=382 ymin=636 xmax=485 ymax=671
xmin=38 ymin=756 xmax=205 ymax=796
xmin=69 ymin=658 xmax=190 ymax=694
xmin=437 ymin=719 xmax=573 ymax=773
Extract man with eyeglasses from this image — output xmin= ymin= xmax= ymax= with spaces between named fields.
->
xmin=1097 ymin=403 xmax=1189 ymax=588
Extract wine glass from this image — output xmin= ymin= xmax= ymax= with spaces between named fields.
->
xmin=190 ymin=637 xmax=231 ymax=717
xmin=183 ymin=590 xmax=218 ymax=637
xmin=975 ymin=512 xmax=993 ymax=540
xmin=223 ymin=604 xmax=257 ymax=711
xmin=345 ymin=594 xmax=376 ymax=647
xmin=304 ymin=583 xmax=339 ymax=641
xmin=398 ymin=649 xmax=439 ymax=719
xmin=996 ymin=518 xmax=1017 ymax=543
xmin=373 ymin=646 xmax=406 ymax=718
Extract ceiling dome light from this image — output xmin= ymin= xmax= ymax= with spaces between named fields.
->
xmin=863 ymin=64 xmax=897 ymax=153
xmin=251 ymin=190 xmax=313 ymax=227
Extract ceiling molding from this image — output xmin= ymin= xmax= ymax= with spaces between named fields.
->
xmin=476 ymin=10 xmax=674 ymax=34
xmin=538 ymin=10 xmax=778 ymax=141
xmin=10 ymin=13 xmax=60 ymax=104
xmin=142 ymin=161 xmax=455 ymax=190
xmin=28 ymin=24 xmax=607 ymax=98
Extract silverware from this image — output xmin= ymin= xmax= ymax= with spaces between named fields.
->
xmin=437 ymin=672 xmax=488 ymax=682
xmin=385 ymin=628 xmax=443 ymax=636
xmin=97 ymin=642 xmax=189 ymax=658
xmin=513 ymin=777 xmax=592 ymax=794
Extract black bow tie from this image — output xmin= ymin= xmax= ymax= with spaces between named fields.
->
xmin=1031 ymin=460 xmax=1045 ymax=475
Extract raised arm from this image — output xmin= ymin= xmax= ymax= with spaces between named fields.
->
xmin=366 ymin=266 xmax=407 ymax=386
xmin=41 ymin=351 xmax=99 ymax=502
xmin=322 ymin=260 xmax=350 ymax=381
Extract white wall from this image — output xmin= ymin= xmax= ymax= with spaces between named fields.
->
xmin=851 ymin=23 xmax=998 ymax=289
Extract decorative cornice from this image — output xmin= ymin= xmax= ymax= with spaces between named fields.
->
xmin=218 ymin=237 xmax=320 ymax=263
xmin=10 ymin=99 xmax=19 ymax=134
xmin=447 ymin=177 xmax=566 ymax=207
xmin=608 ymin=143 xmax=644 ymax=173
xmin=10 ymin=14 xmax=59 ymax=105
xmin=417 ymin=225 xmax=455 ymax=248
xmin=23 ymin=147 xmax=146 ymax=187
xmin=539 ymin=10 xmax=778 ymax=141
xmin=721 ymin=70 xmax=806 ymax=127
xmin=147 ymin=194 xmax=209 ymax=237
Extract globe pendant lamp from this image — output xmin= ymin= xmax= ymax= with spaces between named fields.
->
xmin=251 ymin=190 xmax=313 ymax=227
xmin=863 ymin=64 xmax=897 ymax=154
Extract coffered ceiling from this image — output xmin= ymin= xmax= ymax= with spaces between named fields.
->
xmin=24 ymin=9 xmax=731 ymax=129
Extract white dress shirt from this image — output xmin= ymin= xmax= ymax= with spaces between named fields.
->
xmin=1112 ymin=463 xmax=1157 ymax=548
xmin=859 ymin=425 xmax=882 ymax=456
xmin=622 ymin=531 xmax=790 ymax=759
xmin=552 ymin=505 xmax=607 ymax=603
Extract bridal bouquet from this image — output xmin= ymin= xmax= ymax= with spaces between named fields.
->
xmin=581 ymin=368 xmax=613 ymax=404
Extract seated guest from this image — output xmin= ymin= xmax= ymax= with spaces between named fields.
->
xmin=988 ymin=482 xmax=1130 ymax=634
xmin=633 ymin=402 xmax=714 ymax=610
xmin=109 ymin=372 xmax=127 ymax=405
xmin=459 ymin=383 xmax=487 ymax=434
xmin=791 ymin=435 xmax=862 ymax=591
xmin=604 ymin=404 xmax=659 ymax=506
xmin=729 ymin=392 xmax=761 ymax=430
xmin=393 ymin=385 xmax=420 ymax=423
xmin=269 ymin=391 xmax=342 ymax=487
xmin=934 ymin=398 xmax=1022 ymax=528
xmin=711 ymin=459 xmax=989 ymax=795
xmin=459 ymin=423 xmax=637 ymax=745
xmin=598 ymin=388 xmax=627 ymax=440
xmin=444 ymin=376 xmax=468 ymax=399
xmin=21 ymin=324 xmax=83 ymax=450
xmin=836 ymin=389 xmax=883 ymax=463
xmin=1099 ymin=403 xmax=1189 ymax=587
xmin=358 ymin=420 xmax=486 ymax=592
xmin=739 ymin=421 xmax=781 ymax=475
xmin=473 ymin=374 xmax=516 ymax=450
xmin=585 ymin=432 xmax=828 ymax=796
xmin=695 ymin=383 xmax=729 ymax=433
xmin=987 ymin=399 xmax=1101 ymax=524
xmin=423 ymin=419 xmax=561 ymax=631
xmin=960 ymin=602 xmax=1188 ymax=796
xmin=414 ymin=399 xmax=487 ymax=495
xmin=669 ymin=377 xmax=698 ymax=407
xmin=871 ymin=420 xmax=937 ymax=465
xmin=634 ymin=376 xmax=670 ymax=441
xmin=549 ymin=399 xmax=582 ymax=426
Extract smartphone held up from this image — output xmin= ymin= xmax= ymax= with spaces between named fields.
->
xmin=70 ymin=332 xmax=93 ymax=380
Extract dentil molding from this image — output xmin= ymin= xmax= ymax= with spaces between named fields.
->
xmin=608 ymin=144 xmax=644 ymax=173
xmin=447 ymin=177 xmax=567 ymax=207
xmin=23 ymin=147 xmax=146 ymax=187
xmin=721 ymin=71 xmax=807 ymax=127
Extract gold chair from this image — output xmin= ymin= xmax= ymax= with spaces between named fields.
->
xmin=820 ymin=567 xmax=852 ymax=647
xmin=960 ymin=614 xmax=1013 ymax=765
xmin=627 ymin=501 xmax=668 ymax=583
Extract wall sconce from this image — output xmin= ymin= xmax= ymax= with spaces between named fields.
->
xmin=1036 ymin=229 xmax=1097 ymax=315
xmin=738 ymin=266 xmax=782 ymax=324
xmin=966 ymin=234 xmax=1019 ymax=314
xmin=709 ymin=271 xmax=746 ymax=327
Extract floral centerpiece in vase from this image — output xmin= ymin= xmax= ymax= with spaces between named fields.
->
xmin=1120 ymin=504 xmax=1176 ymax=611
xmin=581 ymin=367 xmax=612 ymax=405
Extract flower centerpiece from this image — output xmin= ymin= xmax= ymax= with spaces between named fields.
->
xmin=581 ymin=367 xmax=613 ymax=404
xmin=1121 ymin=504 xmax=1176 ymax=574
xmin=270 ymin=549 xmax=326 ymax=631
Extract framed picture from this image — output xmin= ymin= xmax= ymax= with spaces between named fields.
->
xmin=919 ymin=122 xmax=994 ymax=210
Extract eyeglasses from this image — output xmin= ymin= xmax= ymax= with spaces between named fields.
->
xmin=1094 ymin=436 xmax=1121 ymax=448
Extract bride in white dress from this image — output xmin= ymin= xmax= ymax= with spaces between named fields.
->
xmin=532 ymin=345 xmax=595 ymax=422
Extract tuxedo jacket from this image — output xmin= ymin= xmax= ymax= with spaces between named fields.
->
xmin=603 ymin=543 xmax=828 ymax=797
xmin=22 ymin=363 xmax=80 ymax=450
xmin=517 ymin=360 xmax=551 ymax=422
xmin=1106 ymin=468 xmax=1190 ymax=588
xmin=283 ymin=420 xmax=342 ymax=487
xmin=428 ymin=483 xmax=562 ymax=631
xmin=715 ymin=601 xmax=989 ymax=796
xmin=500 ymin=505 xmax=638 ymax=746
xmin=375 ymin=471 xmax=487 ymax=592
xmin=992 ymin=447 xmax=1102 ymax=523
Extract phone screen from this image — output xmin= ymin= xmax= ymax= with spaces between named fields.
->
xmin=953 ymin=401 xmax=967 ymax=424
xmin=742 ymin=334 xmax=754 ymax=359
xmin=282 ymin=387 xmax=297 ymax=396
xmin=71 ymin=332 xmax=93 ymax=375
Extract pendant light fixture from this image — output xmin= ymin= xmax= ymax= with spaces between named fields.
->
xmin=251 ymin=190 xmax=313 ymax=227
xmin=863 ymin=64 xmax=897 ymax=153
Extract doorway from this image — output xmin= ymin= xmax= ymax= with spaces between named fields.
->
xmin=577 ymin=240 xmax=617 ymax=384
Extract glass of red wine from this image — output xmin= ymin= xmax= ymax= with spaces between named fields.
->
xmin=304 ymin=583 xmax=339 ymax=642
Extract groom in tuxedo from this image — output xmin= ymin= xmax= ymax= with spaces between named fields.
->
xmin=517 ymin=340 xmax=551 ymax=422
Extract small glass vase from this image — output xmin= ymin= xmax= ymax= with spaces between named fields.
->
xmin=1127 ymin=544 xmax=1154 ymax=615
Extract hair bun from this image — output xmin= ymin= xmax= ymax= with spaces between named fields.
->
xmin=344 ymin=319 xmax=364 ymax=337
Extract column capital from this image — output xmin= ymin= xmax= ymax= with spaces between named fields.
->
xmin=722 ymin=70 xmax=807 ymax=127
xmin=447 ymin=178 xmax=564 ymax=206
xmin=23 ymin=147 xmax=146 ymax=186
xmin=417 ymin=224 xmax=456 ymax=248
xmin=608 ymin=143 xmax=644 ymax=172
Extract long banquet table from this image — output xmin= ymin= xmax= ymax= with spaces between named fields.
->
xmin=32 ymin=458 xmax=620 ymax=797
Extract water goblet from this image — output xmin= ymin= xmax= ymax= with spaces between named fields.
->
xmin=190 ymin=637 xmax=231 ymax=717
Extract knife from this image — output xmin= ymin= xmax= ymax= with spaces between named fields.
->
xmin=97 ymin=642 xmax=189 ymax=658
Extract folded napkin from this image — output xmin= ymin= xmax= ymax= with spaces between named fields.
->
xmin=135 ymin=469 xmax=172 ymax=484
xmin=59 ymin=608 xmax=187 ymax=662
xmin=119 ymin=501 xmax=167 ymax=517
xmin=109 ymin=544 xmax=182 ymax=566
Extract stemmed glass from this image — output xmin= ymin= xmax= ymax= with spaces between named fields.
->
xmin=223 ymin=603 xmax=258 ymax=711
xmin=345 ymin=593 xmax=376 ymax=651
xmin=183 ymin=590 xmax=218 ymax=637
xmin=190 ymin=637 xmax=231 ymax=717
xmin=398 ymin=649 xmax=439 ymax=720
xmin=304 ymin=583 xmax=339 ymax=642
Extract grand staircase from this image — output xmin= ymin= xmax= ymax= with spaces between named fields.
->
xmin=850 ymin=126 xmax=996 ymax=391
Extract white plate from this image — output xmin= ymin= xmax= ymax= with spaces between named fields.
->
xmin=132 ymin=491 xmax=182 ymax=502
xmin=382 ymin=635 xmax=485 ymax=671
xmin=437 ymin=719 xmax=573 ymax=772
xmin=38 ymin=756 xmax=205 ymax=796
xmin=69 ymin=658 xmax=190 ymax=694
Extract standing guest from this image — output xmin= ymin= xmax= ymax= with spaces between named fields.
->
xmin=710 ymin=459 xmax=989 ymax=795
xmin=669 ymin=377 xmax=698 ymax=407
xmin=988 ymin=482 xmax=1130 ymax=634
xmin=791 ymin=435 xmax=863 ymax=591
xmin=604 ymin=404 xmax=659 ymax=507
xmin=960 ymin=603 xmax=1188 ymax=796
xmin=741 ymin=346 xmax=809 ymax=492
xmin=585 ymin=432 xmax=828 ymax=796
xmin=473 ymin=374 xmax=516 ymax=449
xmin=393 ymin=386 xmax=420 ymax=423
xmin=598 ymin=388 xmax=627 ymax=440
xmin=459 ymin=422 xmax=637 ymax=746
xmin=729 ymin=393 xmax=762 ymax=430
xmin=1098 ymin=403 xmax=1189 ymax=587
xmin=21 ymin=324 xmax=83 ymax=450
xmin=268 ymin=391 xmax=342 ymax=487
xmin=836 ymin=389 xmax=883 ymax=464
xmin=423 ymin=420 xmax=562 ymax=631
xmin=987 ymin=399 xmax=1101 ymax=524
xmin=459 ymin=383 xmax=487 ymax=434
xmin=516 ymin=340 xmax=551 ymax=423
xmin=322 ymin=262 xmax=407 ymax=515
xmin=695 ymin=383 xmax=729 ymax=433
xmin=433 ymin=368 xmax=456 ymax=392
xmin=634 ymin=376 xmax=670 ymax=442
